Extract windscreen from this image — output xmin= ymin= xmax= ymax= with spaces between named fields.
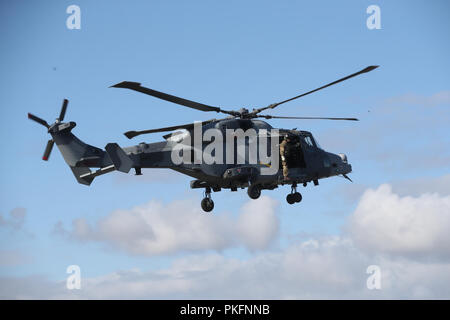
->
xmin=301 ymin=133 xmax=322 ymax=149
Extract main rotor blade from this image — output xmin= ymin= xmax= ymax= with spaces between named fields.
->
xmin=259 ymin=115 xmax=359 ymax=121
xmin=58 ymin=99 xmax=68 ymax=121
xmin=124 ymin=119 xmax=218 ymax=139
xmin=253 ymin=65 xmax=378 ymax=114
xmin=28 ymin=113 xmax=50 ymax=128
xmin=42 ymin=139 xmax=54 ymax=161
xmin=111 ymin=81 xmax=237 ymax=116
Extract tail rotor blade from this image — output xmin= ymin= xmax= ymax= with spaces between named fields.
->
xmin=42 ymin=139 xmax=54 ymax=161
xmin=28 ymin=113 xmax=50 ymax=128
xmin=58 ymin=99 xmax=68 ymax=121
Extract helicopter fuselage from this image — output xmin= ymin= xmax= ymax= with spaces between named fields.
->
xmin=119 ymin=118 xmax=352 ymax=192
xmin=46 ymin=117 xmax=351 ymax=212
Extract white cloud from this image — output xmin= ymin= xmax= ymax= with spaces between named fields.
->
xmin=0 ymin=207 xmax=26 ymax=230
xmin=0 ymin=250 xmax=30 ymax=266
xmin=237 ymin=197 xmax=279 ymax=250
xmin=2 ymin=236 xmax=450 ymax=299
xmin=0 ymin=207 xmax=35 ymax=238
xmin=56 ymin=196 xmax=280 ymax=255
xmin=391 ymin=174 xmax=450 ymax=197
xmin=6 ymin=179 xmax=449 ymax=299
xmin=348 ymin=184 xmax=450 ymax=259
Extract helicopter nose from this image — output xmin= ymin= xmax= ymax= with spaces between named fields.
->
xmin=329 ymin=153 xmax=352 ymax=175
xmin=338 ymin=153 xmax=347 ymax=163
xmin=337 ymin=153 xmax=352 ymax=174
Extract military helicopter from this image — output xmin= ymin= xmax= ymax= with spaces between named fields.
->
xmin=28 ymin=66 xmax=378 ymax=212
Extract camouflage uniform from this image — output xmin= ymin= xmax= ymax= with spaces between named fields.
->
xmin=280 ymin=138 xmax=289 ymax=179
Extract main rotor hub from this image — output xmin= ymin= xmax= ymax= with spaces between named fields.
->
xmin=238 ymin=108 xmax=249 ymax=116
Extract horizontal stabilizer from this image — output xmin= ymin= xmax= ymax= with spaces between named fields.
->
xmin=79 ymin=165 xmax=115 ymax=181
xmin=70 ymin=166 xmax=94 ymax=186
xmin=105 ymin=143 xmax=133 ymax=173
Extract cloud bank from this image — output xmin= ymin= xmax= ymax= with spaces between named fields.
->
xmin=55 ymin=196 xmax=280 ymax=255
xmin=348 ymin=184 xmax=450 ymax=259
xmin=2 ymin=236 xmax=450 ymax=299
xmin=3 ymin=177 xmax=450 ymax=299
xmin=0 ymin=207 xmax=27 ymax=230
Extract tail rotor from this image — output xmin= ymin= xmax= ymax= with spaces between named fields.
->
xmin=58 ymin=99 xmax=68 ymax=122
xmin=28 ymin=99 xmax=69 ymax=161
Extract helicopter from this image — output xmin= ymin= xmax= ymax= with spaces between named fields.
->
xmin=28 ymin=65 xmax=378 ymax=212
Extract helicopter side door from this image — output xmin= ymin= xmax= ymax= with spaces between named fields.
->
xmin=278 ymin=135 xmax=307 ymax=171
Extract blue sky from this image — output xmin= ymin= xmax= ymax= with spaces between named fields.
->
xmin=1 ymin=1 xmax=449 ymax=298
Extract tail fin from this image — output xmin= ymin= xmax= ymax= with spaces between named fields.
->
xmin=52 ymin=128 xmax=134 ymax=186
xmin=51 ymin=123 xmax=110 ymax=185
xmin=28 ymin=100 xmax=134 ymax=186
xmin=105 ymin=143 xmax=133 ymax=173
xmin=51 ymin=124 xmax=105 ymax=167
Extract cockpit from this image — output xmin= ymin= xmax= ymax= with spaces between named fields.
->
xmin=278 ymin=131 xmax=322 ymax=170
xmin=299 ymin=131 xmax=322 ymax=149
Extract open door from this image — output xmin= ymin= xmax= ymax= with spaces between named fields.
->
xmin=279 ymin=136 xmax=306 ymax=170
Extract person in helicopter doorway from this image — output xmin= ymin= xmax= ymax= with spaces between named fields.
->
xmin=280 ymin=134 xmax=291 ymax=181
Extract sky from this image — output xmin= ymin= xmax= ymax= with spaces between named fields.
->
xmin=0 ymin=0 xmax=449 ymax=299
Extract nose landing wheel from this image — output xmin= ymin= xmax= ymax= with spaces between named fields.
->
xmin=201 ymin=187 xmax=214 ymax=212
xmin=286 ymin=182 xmax=302 ymax=205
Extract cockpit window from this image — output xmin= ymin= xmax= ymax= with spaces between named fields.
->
xmin=311 ymin=135 xmax=322 ymax=149
xmin=303 ymin=135 xmax=314 ymax=147
xmin=301 ymin=133 xmax=322 ymax=149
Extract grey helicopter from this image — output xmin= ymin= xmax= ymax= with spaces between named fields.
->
xmin=28 ymin=65 xmax=378 ymax=212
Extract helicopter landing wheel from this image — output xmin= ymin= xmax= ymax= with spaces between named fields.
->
xmin=293 ymin=192 xmax=302 ymax=203
xmin=201 ymin=187 xmax=214 ymax=212
xmin=286 ymin=182 xmax=302 ymax=204
xmin=201 ymin=197 xmax=214 ymax=212
xmin=247 ymin=184 xmax=261 ymax=200
xmin=286 ymin=192 xmax=302 ymax=204
xmin=286 ymin=193 xmax=295 ymax=204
